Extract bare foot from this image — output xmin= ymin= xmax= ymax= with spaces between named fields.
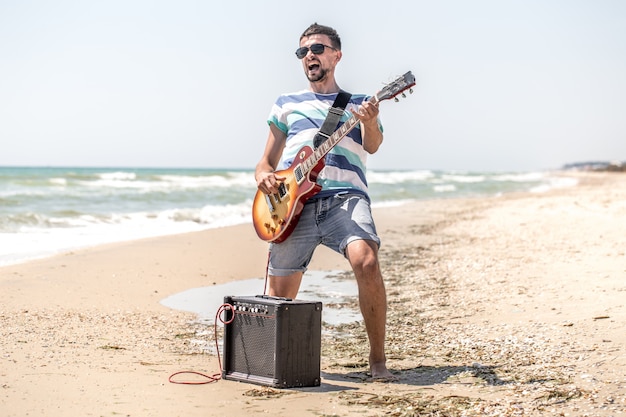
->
xmin=370 ymin=362 xmax=397 ymax=382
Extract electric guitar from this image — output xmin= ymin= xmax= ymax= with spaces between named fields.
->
xmin=252 ymin=71 xmax=416 ymax=243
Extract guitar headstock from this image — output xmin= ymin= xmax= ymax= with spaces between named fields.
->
xmin=376 ymin=71 xmax=416 ymax=102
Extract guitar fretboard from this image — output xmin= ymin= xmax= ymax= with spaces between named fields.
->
xmin=301 ymin=95 xmax=381 ymax=175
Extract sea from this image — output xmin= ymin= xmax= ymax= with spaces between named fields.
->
xmin=0 ymin=166 xmax=579 ymax=267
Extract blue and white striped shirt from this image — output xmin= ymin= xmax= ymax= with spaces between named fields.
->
xmin=267 ymin=90 xmax=383 ymax=199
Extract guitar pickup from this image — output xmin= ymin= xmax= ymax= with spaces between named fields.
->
xmin=294 ymin=165 xmax=304 ymax=183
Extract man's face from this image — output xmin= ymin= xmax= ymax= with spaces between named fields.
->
xmin=298 ymin=34 xmax=341 ymax=83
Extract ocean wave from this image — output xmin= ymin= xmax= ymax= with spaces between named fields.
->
xmin=155 ymin=202 xmax=252 ymax=227
xmin=73 ymin=171 xmax=258 ymax=193
xmin=440 ymin=174 xmax=486 ymax=183
xmin=9 ymin=203 xmax=253 ymax=230
xmin=49 ymin=177 xmax=68 ymax=186
xmin=530 ymin=176 xmax=579 ymax=193
xmin=0 ymin=201 xmax=254 ymax=266
xmin=157 ymin=172 xmax=256 ymax=189
xmin=433 ymin=184 xmax=457 ymax=193
xmin=96 ymin=171 xmax=138 ymax=181
xmin=0 ymin=167 xmax=579 ymax=266
xmin=491 ymin=172 xmax=546 ymax=182
xmin=368 ymin=170 xmax=435 ymax=184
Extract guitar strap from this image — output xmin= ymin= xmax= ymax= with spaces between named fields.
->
xmin=313 ymin=90 xmax=352 ymax=149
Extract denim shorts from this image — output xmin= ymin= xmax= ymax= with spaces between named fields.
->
xmin=268 ymin=192 xmax=381 ymax=276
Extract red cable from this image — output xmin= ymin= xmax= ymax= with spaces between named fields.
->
xmin=168 ymin=303 xmax=234 ymax=385
xmin=169 ymin=257 xmax=270 ymax=385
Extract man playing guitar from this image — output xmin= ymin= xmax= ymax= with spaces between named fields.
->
xmin=254 ymin=22 xmax=395 ymax=381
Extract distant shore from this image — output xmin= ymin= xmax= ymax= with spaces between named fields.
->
xmin=562 ymin=160 xmax=626 ymax=172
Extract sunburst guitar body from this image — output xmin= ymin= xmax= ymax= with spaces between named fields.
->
xmin=252 ymin=145 xmax=325 ymax=243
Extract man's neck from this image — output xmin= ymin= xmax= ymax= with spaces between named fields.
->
xmin=309 ymin=78 xmax=340 ymax=95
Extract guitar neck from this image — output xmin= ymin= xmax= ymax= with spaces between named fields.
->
xmin=301 ymin=95 xmax=381 ymax=174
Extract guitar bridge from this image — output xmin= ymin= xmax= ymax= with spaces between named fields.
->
xmin=277 ymin=182 xmax=287 ymax=198
xmin=265 ymin=182 xmax=287 ymax=213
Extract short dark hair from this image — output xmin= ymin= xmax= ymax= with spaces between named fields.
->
xmin=300 ymin=23 xmax=342 ymax=50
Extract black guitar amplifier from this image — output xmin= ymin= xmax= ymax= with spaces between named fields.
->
xmin=222 ymin=295 xmax=322 ymax=388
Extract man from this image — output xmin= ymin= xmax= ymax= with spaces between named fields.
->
xmin=254 ymin=23 xmax=394 ymax=380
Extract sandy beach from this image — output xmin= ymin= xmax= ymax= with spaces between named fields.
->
xmin=1 ymin=171 xmax=625 ymax=416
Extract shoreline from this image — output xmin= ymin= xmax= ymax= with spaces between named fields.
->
xmin=0 ymin=168 xmax=580 ymax=268
xmin=1 ymin=171 xmax=624 ymax=416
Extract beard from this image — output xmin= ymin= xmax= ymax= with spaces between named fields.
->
xmin=306 ymin=66 xmax=328 ymax=83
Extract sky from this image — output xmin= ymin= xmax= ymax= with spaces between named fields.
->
xmin=1 ymin=0 xmax=625 ymax=172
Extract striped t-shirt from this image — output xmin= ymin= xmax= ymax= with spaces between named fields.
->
xmin=267 ymin=90 xmax=383 ymax=199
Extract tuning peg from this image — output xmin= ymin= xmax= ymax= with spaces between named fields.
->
xmin=401 ymin=92 xmax=406 ymax=98
xmin=394 ymin=97 xmax=399 ymax=102
xmin=409 ymin=88 xmax=414 ymax=94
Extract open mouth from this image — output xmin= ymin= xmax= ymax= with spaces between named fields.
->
xmin=308 ymin=63 xmax=320 ymax=72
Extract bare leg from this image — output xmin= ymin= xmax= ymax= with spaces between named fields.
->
xmin=267 ymin=272 xmax=303 ymax=299
xmin=345 ymin=239 xmax=395 ymax=380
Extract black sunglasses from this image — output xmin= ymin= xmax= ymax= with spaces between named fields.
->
xmin=295 ymin=43 xmax=336 ymax=59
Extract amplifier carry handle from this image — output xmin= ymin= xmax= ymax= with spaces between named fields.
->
xmin=258 ymin=294 xmax=293 ymax=302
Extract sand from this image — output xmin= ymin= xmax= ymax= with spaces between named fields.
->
xmin=1 ymin=171 xmax=625 ymax=416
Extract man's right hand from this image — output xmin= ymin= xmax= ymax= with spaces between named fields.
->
xmin=256 ymin=171 xmax=286 ymax=195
